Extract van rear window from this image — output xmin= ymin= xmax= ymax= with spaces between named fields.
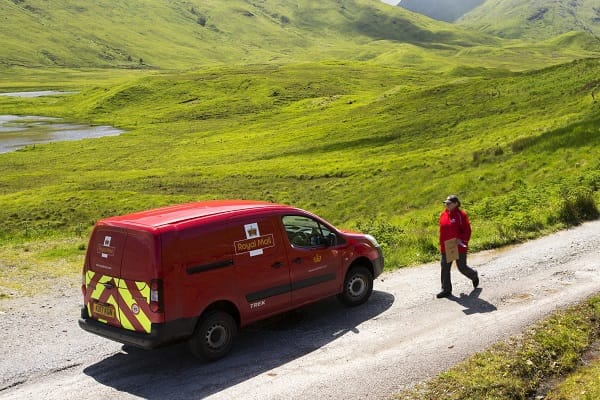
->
xmin=120 ymin=230 xmax=157 ymax=281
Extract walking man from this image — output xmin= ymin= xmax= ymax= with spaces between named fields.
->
xmin=437 ymin=195 xmax=479 ymax=298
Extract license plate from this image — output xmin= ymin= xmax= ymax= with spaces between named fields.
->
xmin=93 ymin=302 xmax=116 ymax=319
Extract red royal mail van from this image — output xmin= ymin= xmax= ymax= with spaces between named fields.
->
xmin=78 ymin=200 xmax=384 ymax=360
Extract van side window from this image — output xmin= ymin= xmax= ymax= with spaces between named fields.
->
xmin=282 ymin=215 xmax=333 ymax=247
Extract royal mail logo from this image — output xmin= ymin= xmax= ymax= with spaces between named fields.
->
xmin=97 ymin=235 xmax=115 ymax=258
xmin=234 ymin=234 xmax=275 ymax=255
xmin=313 ymin=254 xmax=322 ymax=263
xmin=97 ymin=244 xmax=115 ymax=257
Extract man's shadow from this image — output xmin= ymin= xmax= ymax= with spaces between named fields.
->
xmin=449 ymin=288 xmax=497 ymax=315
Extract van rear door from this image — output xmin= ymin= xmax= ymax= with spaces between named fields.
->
xmin=84 ymin=226 xmax=126 ymax=328
xmin=84 ymin=225 xmax=156 ymax=334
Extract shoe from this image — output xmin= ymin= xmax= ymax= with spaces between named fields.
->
xmin=473 ymin=275 xmax=479 ymax=289
xmin=436 ymin=291 xmax=451 ymax=299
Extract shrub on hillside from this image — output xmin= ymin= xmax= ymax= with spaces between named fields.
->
xmin=354 ymin=217 xmax=404 ymax=253
xmin=354 ymin=217 xmax=440 ymax=266
xmin=558 ymin=189 xmax=599 ymax=226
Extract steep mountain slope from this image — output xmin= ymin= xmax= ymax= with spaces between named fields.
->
xmin=0 ymin=0 xmax=489 ymax=69
xmin=457 ymin=0 xmax=600 ymax=40
xmin=399 ymin=0 xmax=485 ymax=22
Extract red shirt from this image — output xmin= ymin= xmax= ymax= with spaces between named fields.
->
xmin=439 ymin=208 xmax=471 ymax=253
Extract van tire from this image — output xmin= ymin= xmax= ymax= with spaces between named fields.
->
xmin=189 ymin=310 xmax=237 ymax=361
xmin=338 ymin=266 xmax=373 ymax=307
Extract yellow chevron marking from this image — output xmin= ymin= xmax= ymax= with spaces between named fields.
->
xmin=86 ymin=272 xmax=152 ymax=333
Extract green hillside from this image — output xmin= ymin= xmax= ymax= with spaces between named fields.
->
xmin=0 ymin=58 xmax=599 ymax=272
xmin=457 ymin=0 xmax=600 ymax=40
xmin=0 ymin=0 xmax=491 ymax=69
xmin=2 ymin=0 xmax=599 ymax=73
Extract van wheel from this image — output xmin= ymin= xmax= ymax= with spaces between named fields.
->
xmin=189 ymin=311 xmax=237 ymax=361
xmin=338 ymin=266 xmax=373 ymax=307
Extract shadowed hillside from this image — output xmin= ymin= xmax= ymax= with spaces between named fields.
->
xmin=400 ymin=0 xmax=485 ymax=22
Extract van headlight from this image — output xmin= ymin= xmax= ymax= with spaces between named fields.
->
xmin=365 ymin=234 xmax=380 ymax=248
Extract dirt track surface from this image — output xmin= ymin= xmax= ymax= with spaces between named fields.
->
xmin=1 ymin=220 xmax=599 ymax=400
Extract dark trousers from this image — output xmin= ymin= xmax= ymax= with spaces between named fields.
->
xmin=440 ymin=252 xmax=477 ymax=293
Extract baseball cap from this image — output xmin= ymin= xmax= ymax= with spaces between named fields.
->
xmin=443 ymin=195 xmax=460 ymax=205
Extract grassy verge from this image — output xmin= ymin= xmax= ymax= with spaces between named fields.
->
xmin=396 ymin=295 xmax=600 ymax=400
xmin=0 ymin=236 xmax=86 ymax=300
xmin=547 ymin=351 xmax=600 ymax=399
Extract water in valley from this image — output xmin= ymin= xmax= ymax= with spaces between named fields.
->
xmin=0 ymin=114 xmax=123 ymax=154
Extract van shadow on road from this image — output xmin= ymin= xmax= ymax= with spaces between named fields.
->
xmin=83 ymin=290 xmax=394 ymax=399
xmin=448 ymin=288 xmax=497 ymax=315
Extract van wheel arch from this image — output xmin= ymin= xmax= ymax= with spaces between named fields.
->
xmin=201 ymin=301 xmax=240 ymax=327
xmin=350 ymin=257 xmax=374 ymax=278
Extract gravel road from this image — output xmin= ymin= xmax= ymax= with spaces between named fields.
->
xmin=1 ymin=220 xmax=599 ymax=400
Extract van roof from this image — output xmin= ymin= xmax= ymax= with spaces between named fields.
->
xmin=98 ymin=200 xmax=290 ymax=229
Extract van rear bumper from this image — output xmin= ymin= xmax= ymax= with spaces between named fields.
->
xmin=78 ymin=307 xmax=196 ymax=349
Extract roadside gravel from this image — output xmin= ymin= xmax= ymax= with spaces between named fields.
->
xmin=1 ymin=220 xmax=599 ymax=400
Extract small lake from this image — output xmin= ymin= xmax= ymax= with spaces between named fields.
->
xmin=0 ymin=115 xmax=124 ymax=154
xmin=0 ymin=90 xmax=78 ymax=98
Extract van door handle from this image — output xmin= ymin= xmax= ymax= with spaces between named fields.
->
xmin=271 ymin=261 xmax=284 ymax=269
xmin=292 ymin=257 xmax=303 ymax=264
